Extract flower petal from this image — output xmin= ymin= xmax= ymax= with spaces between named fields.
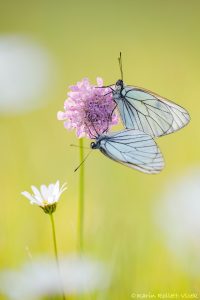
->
xmin=57 ymin=111 xmax=67 ymax=120
xmin=60 ymin=183 xmax=67 ymax=193
xmin=53 ymin=181 xmax=59 ymax=196
xmin=47 ymin=184 xmax=54 ymax=202
xmin=21 ymin=191 xmax=36 ymax=203
xmin=48 ymin=183 xmax=55 ymax=192
xmin=56 ymin=183 xmax=67 ymax=201
xmin=40 ymin=185 xmax=49 ymax=200
xmin=96 ymin=77 xmax=103 ymax=87
xmin=31 ymin=186 xmax=43 ymax=202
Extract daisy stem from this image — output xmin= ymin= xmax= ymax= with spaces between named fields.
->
xmin=50 ymin=213 xmax=66 ymax=300
xmin=50 ymin=213 xmax=58 ymax=261
xmin=78 ymin=138 xmax=84 ymax=253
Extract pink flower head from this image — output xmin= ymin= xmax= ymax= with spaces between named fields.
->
xmin=57 ymin=77 xmax=118 ymax=139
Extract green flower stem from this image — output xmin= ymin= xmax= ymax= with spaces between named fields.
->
xmin=78 ymin=138 xmax=84 ymax=253
xmin=50 ymin=213 xmax=66 ymax=300
xmin=50 ymin=213 xmax=58 ymax=261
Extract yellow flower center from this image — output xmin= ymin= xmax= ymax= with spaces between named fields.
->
xmin=42 ymin=200 xmax=49 ymax=206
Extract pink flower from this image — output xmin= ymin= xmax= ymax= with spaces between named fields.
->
xmin=57 ymin=77 xmax=118 ymax=139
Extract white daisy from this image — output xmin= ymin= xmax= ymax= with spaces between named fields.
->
xmin=21 ymin=181 xmax=67 ymax=213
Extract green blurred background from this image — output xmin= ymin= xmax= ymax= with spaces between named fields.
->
xmin=0 ymin=0 xmax=199 ymax=298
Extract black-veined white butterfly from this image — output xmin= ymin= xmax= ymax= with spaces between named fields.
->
xmin=90 ymin=129 xmax=164 ymax=174
xmin=108 ymin=53 xmax=190 ymax=137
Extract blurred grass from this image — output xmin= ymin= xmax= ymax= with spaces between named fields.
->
xmin=0 ymin=0 xmax=200 ymax=298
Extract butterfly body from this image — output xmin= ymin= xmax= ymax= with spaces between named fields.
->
xmin=112 ymin=79 xmax=190 ymax=137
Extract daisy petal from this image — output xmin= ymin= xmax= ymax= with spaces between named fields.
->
xmin=53 ymin=181 xmax=60 ymax=196
xmin=31 ymin=186 xmax=43 ymax=202
xmin=40 ymin=185 xmax=49 ymax=200
xmin=48 ymin=184 xmax=55 ymax=196
xmin=21 ymin=191 xmax=35 ymax=203
xmin=60 ymin=183 xmax=67 ymax=193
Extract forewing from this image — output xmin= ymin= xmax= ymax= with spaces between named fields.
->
xmin=115 ymin=86 xmax=190 ymax=137
xmin=99 ymin=129 xmax=164 ymax=174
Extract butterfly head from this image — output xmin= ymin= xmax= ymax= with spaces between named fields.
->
xmin=90 ymin=139 xmax=102 ymax=149
xmin=113 ymin=79 xmax=124 ymax=100
xmin=116 ymin=79 xmax=124 ymax=87
xmin=90 ymin=142 xmax=97 ymax=149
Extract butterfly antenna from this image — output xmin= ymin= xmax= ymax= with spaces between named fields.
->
xmin=95 ymin=84 xmax=114 ymax=89
xmin=70 ymin=144 xmax=90 ymax=150
xmin=74 ymin=151 xmax=92 ymax=172
xmin=118 ymin=52 xmax=124 ymax=81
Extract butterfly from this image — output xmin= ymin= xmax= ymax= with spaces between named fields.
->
xmin=90 ymin=129 xmax=164 ymax=174
xmin=108 ymin=53 xmax=190 ymax=137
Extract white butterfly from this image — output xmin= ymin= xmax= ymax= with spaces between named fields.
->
xmin=112 ymin=79 xmax=190 ymax=137
xmin=90 ymin=129 xmax=164 ymax=174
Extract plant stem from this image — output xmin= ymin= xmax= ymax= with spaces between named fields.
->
xmin=50 ymin=213 xmax=66 ymax=300
xmin=78 ymin=138 xmax=84 ymax=253
xmin=50 ymin=213 xmax=58 ymax=261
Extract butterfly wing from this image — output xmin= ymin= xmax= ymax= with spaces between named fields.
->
xmin=113 ymin=85 xmax=190 ymax=137
xmin=99 ymin=129 xmax=164 ymax=174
